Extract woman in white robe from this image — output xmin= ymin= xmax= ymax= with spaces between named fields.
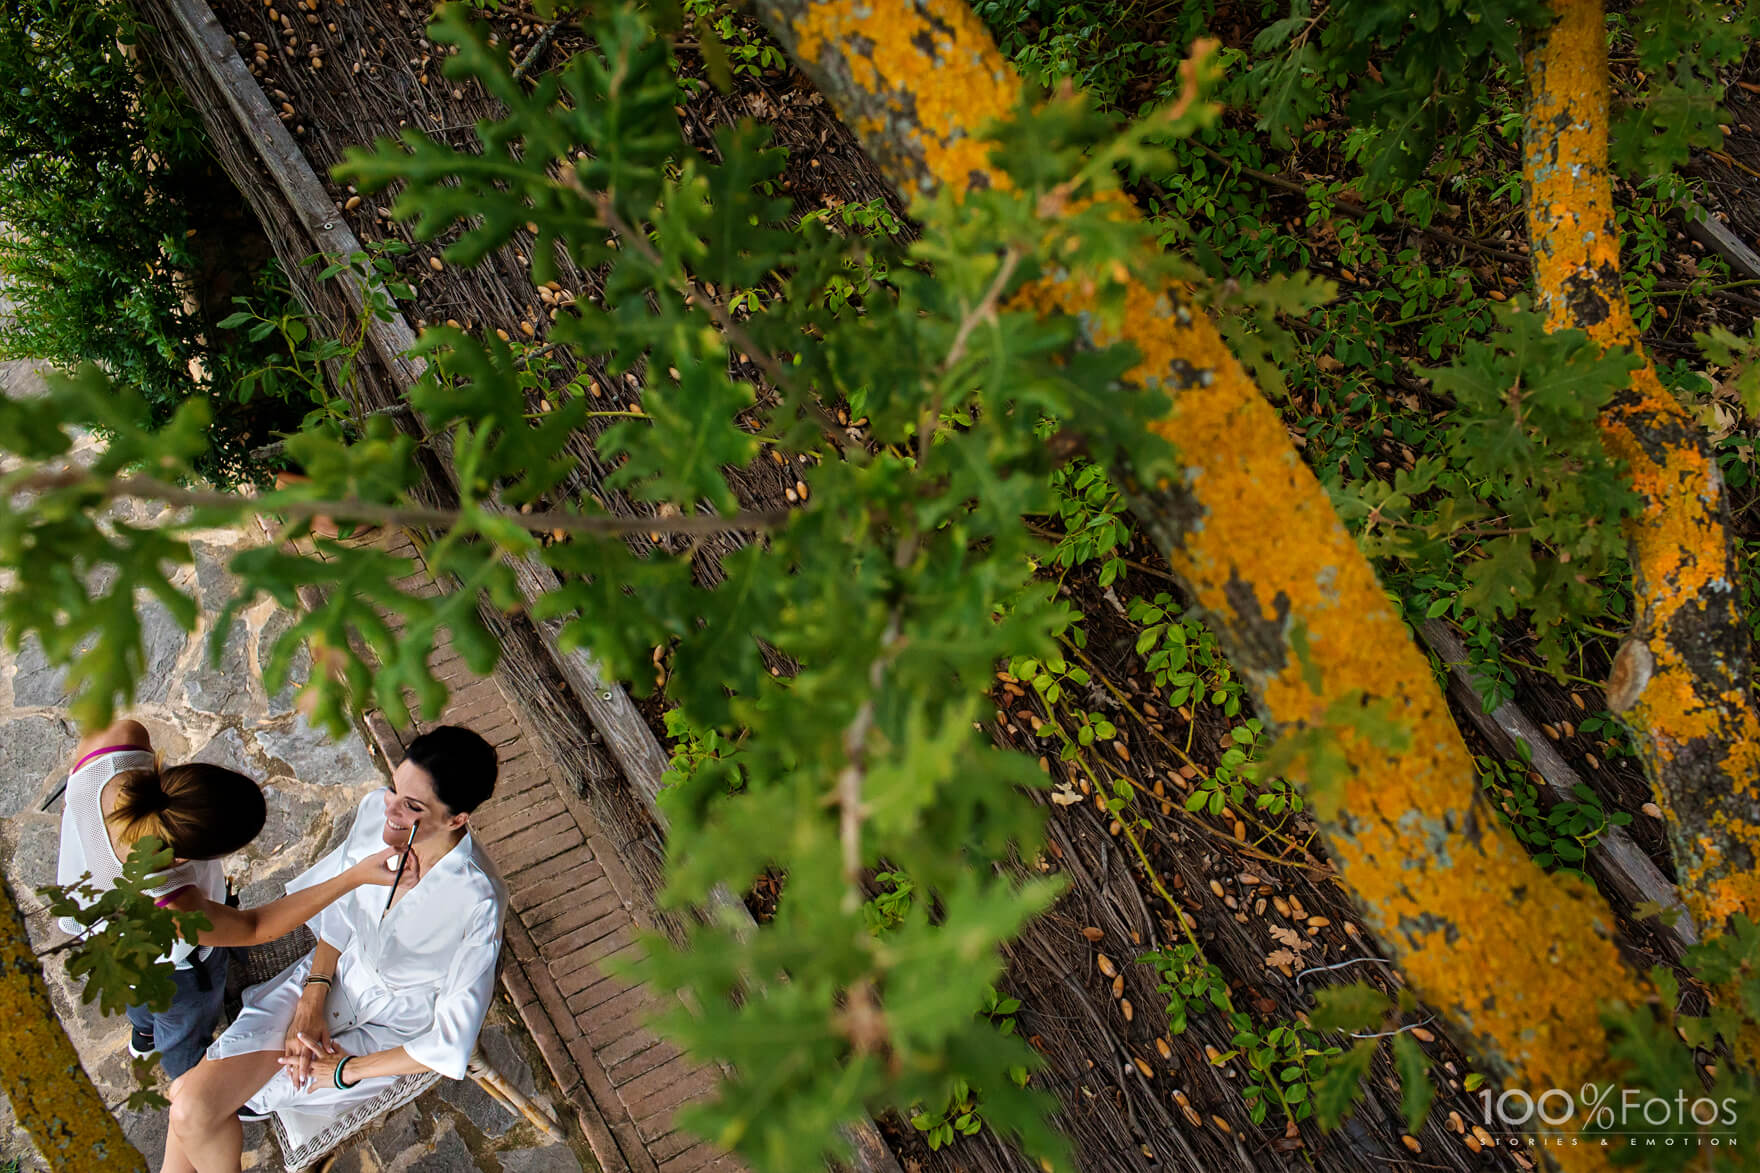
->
xmin=161 ymin=726 xmax=506 ymax=1173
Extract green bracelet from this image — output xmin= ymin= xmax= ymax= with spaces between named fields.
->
xmin=333 ymin=1057 xmax=358 ymax=1090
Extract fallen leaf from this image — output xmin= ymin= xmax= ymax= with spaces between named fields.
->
xmin=1269 ymin=925 xmax=1310 ymax=952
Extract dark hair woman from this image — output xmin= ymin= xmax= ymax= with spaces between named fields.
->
xmin=163 ymin=726 xmax=504 ymax=1173
xmin=56 ymin=717 xmax=410 ymax=1079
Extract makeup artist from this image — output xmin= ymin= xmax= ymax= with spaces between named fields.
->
xmin=159 ymin=726 xmax=506 ymax=1173
xmin=56 ymin=715 xmax=410 ymax=1079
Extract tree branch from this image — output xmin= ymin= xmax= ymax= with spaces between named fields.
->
xmin=1417 ymin=617 xmax=1698 ymax=959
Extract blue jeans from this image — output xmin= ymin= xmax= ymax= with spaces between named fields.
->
xmin=126 ymin=946 xmax=229 ymax=1079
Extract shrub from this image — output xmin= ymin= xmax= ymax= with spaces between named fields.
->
xmin=0 ymin=0 xmax=312 ymax=488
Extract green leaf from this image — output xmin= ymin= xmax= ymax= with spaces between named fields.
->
xmin=1308 ymin=982 xmax=1392 ymax=1034
xmin=1313 ymin=1039 xmax=1377 ymax=1132
xmin=1391 ymin=1031 xmax=1434 ymax=1133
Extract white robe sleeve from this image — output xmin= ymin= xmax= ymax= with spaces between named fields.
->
xmin=286 ymin=790 xmax=380 ymax=952
xmin=402 ymin=896 xmax=501 ymax=1079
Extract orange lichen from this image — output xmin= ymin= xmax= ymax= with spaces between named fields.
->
xmin=0 ymin=877 xmax=146 ymax=1171
xmin=766 ymin=0 xmax=1647 ymax=1149
xmin=788 ymin=0 xmax=1018 ymax=196
xmin=1524 ymin=0 xmax=1760 ymax=932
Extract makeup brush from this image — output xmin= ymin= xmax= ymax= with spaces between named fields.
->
xmin=382 ymin=820 xmax=417 ymax=921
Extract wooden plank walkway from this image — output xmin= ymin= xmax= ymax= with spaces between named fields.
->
xmin=282 ymin=519 xmax=744 ymax=1173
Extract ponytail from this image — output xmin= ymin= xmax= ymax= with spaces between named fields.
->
xmin=106 ymin=763 xmax=266 ymax=860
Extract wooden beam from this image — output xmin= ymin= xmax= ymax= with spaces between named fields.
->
xmin=1683 ymin=202 xmax=1760 ymax=282
xmin=1419 ymin=619 xmax=1697 ymax=957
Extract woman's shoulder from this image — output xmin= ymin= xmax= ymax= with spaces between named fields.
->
xmin=72 ymin=719 xmax=152 ymax=768
xmin=66 ymin=745 xmax=155 ymax=794
xmin=447 ymin=845 xmax=508 ymax=928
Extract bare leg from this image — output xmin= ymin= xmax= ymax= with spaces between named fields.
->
xmin=158 ymin=1071 xmax=198 ymax=1173
xmin=163 ymin=1049 xmax=283 ymax=1173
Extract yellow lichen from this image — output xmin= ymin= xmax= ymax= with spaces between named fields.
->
xmin=0 ymin=877 xmax=146 ymax=1171
xmin=791 ymin=0 xmax=1018 ymax=195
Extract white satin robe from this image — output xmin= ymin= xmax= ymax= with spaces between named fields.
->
xmin=207 ymin=789 xmax=506 ymax=1151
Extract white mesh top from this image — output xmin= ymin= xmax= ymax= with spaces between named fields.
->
xmin=55 ymin=747 xmax=224 ymax=968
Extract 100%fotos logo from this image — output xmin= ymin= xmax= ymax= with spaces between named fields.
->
xmin=1481 ymin=1083 xmax=1738 ymax=1137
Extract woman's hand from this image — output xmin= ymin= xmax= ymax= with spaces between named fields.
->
xmin=281 ymin=986 xmax=335 ymax=1091
xmin=343 ymin=845 xmax=421 ymax=889
xmin=296 ymin=1048 xmax=361 ymax=1095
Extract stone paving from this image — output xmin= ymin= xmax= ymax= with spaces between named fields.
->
xmin=0 ymin=356 xmax=591 ymax=1171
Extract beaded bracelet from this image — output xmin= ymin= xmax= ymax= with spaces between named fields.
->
xmin=334 ymin=1057 xmax=358 ymax=1090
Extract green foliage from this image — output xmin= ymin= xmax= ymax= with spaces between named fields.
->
xmin=861 ymin=871 xmax=915 ymax=936
xmin=1214 ymin=1013 xmax=1342 ymax=1128
xmin=1609 ymin=1 xmax=1759 ymax=176
xmin=1006 ymin=647 xmax=1089 ymax=708
xmin=219 ymin=241 xmax=418 ymax=440
xmin=1226 ymin=0 xmax=1549 ymax=192
xmin=901 ymin=991 xmax=1030 ymax=1151
xmin=1696 ymin=319 xmax=1760 ymax=422
xmin=810 ymin=196 xmax=903 ymax=239
xmin=1313 ymin=1036 xmax=1377 ymax=1131
xmin=1250 ymin=690 xmax=1412 ymax=823
xmin=682 ymin=0 xmax=787 ymax=86
xmin=0 ymin=367 xmax=209 ymax=729
xmin=1474 ymin=749 xmax=1633 ymax=879
xmin=0 ymin=348 xmax=536 ymax=738
xmin=1597 ymin=917 xmax=1760 ymax=1169
xmin=864 ymin=875 xmax=1026 ymax=1151
xmin=1390 ymin=1030 xmax=1433 ymax=1133
xmin=1304 ymin=982 xmax=1446 ymax=1135
xmin=1128 ymin=593 xmax=1246 ymax=718
xmin=909 ymin=1077 xmax=985 ymax=1150
xmin=1141 ymin=942 xmax=1227 ymax=1036
xmin=974 ymin=0 xmax=1206 ymax=112
xmin=1336 ymin=303 xmax=1642 ymax=670
xmin=1410 ymin=581 xmax=1522 ymax=712
xmin=0 ymin=0 xmax=311 ymax=489
xmin=795 ymin=197 xmax=902 ymax=318
xmin=1183 ymin=719 xmax=1263 ymax=817
xmin=36 ymin=837 xmax=211 ymax=1019
xmin=1046 ymin=459 xmax=1131 ymax=586
xmin=18 ymin=0 xmax=1751 ymax=1163
xmin=661 ymin=706 xmax=748 ymax=800
xmin=1217 ymin=0 xmax=1748 ymax=189
xmin=322 ymin=5 xmax=1218 ymax=1168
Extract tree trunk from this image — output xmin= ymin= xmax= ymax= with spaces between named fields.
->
xmin=0 ymin=872 xmax=147 ymax=1172
xmin=1522 ymin=0 xmax=1760 ymax=931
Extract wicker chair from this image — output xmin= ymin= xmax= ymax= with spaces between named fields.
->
xmin=229 ymin=928 xmax=562 ymax=1171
